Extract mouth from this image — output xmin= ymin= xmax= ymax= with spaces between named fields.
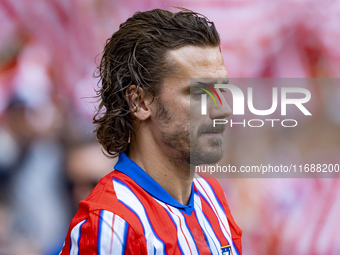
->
xmin=196 ymin=123 xmax=226 ymax=139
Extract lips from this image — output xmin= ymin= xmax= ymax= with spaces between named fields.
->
xmin=197 ymin=124 xmax=226 ymax=136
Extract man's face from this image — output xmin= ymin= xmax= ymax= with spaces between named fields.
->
xmin=149 ymin=46 xmax=231 ymax=165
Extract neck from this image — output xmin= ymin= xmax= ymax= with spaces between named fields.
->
xmin=128 ymin=130 xmax=193 ymax=205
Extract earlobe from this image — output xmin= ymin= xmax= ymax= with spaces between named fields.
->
xmin=126 ymin=85 xmax=152 ymax=121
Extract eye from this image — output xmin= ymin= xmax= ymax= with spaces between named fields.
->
xmin=218 ymin=88 xmax=226 ymax=93
xmin=190 ymin=90 xmax=204 ymax=97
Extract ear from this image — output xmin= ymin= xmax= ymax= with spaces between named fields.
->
xmin=126 ymin=85 xmax=153 ymax=121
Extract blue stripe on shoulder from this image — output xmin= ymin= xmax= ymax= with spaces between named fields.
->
xmin=77 ymin=219 xmax=87 ymax=255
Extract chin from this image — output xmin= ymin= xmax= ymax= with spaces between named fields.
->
xmin=190 ymin=146 xmax=223 ymax=166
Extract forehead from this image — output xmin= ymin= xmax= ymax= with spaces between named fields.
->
xmin=166 ymin=46 xmax=227 ymax=80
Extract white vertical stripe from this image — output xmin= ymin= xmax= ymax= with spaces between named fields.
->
xmin=113 ymin=179 xmax=165 ymax=255
xmin=156 ymin=200 xmax=199 ymax=255
xmin=194 ymin=177 xmax=238 ymax=254
xmin=112 ymin=215 xmax=128 ymax=255
xmin=69 ymin=220 xmax=86 ymax=255
xmin=193 ymin=192 xmax=221 ymax=255
xmin=99 ymin=210 xmax=115 ymax=255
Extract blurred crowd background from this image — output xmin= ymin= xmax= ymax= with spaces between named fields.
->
xmin=0 ymin=0 xmax=339 ymax=254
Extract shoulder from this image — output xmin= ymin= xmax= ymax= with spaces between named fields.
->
xmin=78 ymin=170 xmax=142 ymax=214
xmin=60 ymin=209 xmax=144 ymax=255
xmin=59 ymin=171 xmax=148 ymax=254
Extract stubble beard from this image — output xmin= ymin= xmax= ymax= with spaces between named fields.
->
xmin=155 ymin=102 xmax=224 ymax=166
xmin=156 ymin=102 xmax=191 ymax=164
xmin=190 ymin=122 xmax=224 ymax=165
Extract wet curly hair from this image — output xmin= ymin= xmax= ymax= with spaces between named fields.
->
xmin=93 ymin=8 xmax=220 ymax=157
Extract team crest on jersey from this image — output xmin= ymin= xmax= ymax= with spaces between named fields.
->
xmin=220 ymin=245 xmax=233 ymax=255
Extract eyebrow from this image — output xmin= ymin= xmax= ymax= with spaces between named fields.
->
xmin=185 ymin=78 xmax=229 ymax=93
xmin=191 ymin=78 xmax=229 ymax=88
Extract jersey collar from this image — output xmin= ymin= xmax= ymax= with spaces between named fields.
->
xmin=114 ymin=152 xmax=195 ymax=215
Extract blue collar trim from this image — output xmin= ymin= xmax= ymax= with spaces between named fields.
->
xmin=114 ymin=153 xmax=194 ymax=215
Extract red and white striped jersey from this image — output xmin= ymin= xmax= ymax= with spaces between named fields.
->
xmin=60 ymin=153 xmax=242 ymax=255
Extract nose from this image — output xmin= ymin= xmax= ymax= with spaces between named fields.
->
xmin=208 ymin=89 xmax=232 ymax=119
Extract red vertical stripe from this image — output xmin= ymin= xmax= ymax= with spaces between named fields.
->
xmin=77 ymin=212 xmax=99 ymax=254
xmin=183 ymin=211 xmax=212 ymax=254
xmin=166 ymin=204 xmax=193 ymax=255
